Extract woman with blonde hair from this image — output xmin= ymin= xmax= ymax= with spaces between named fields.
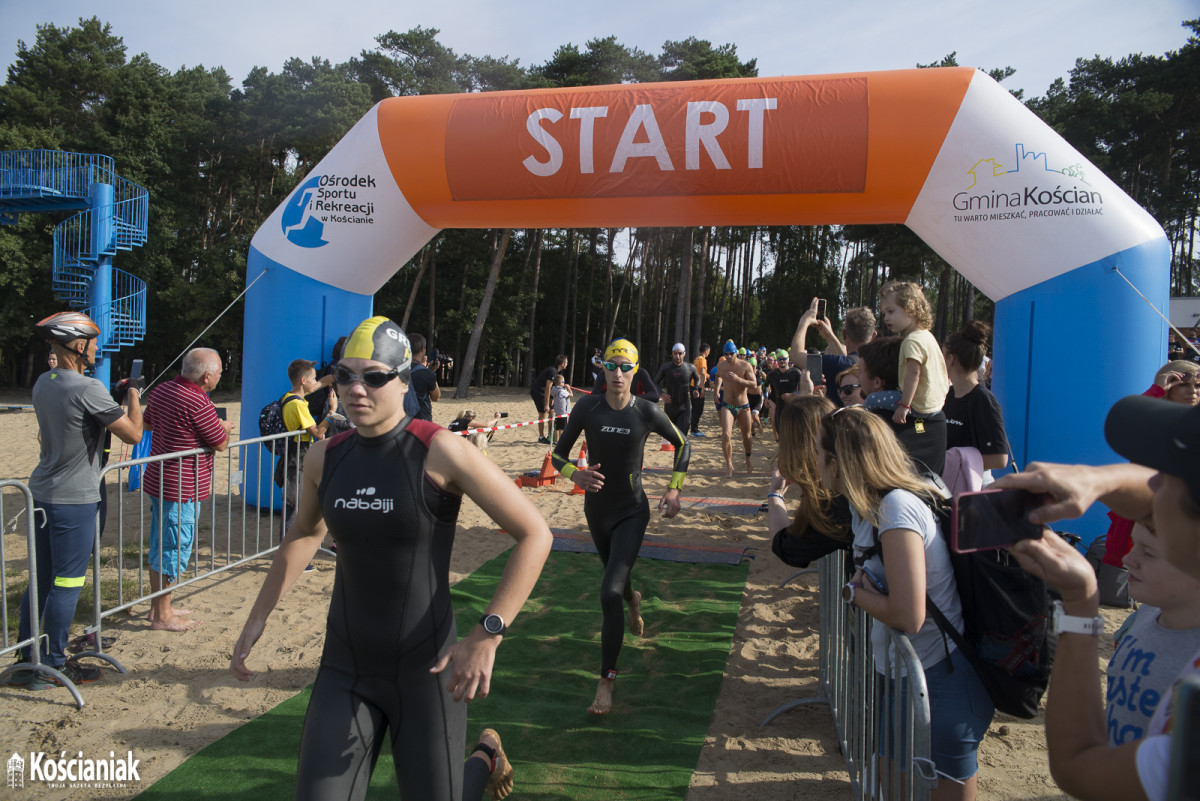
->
xmin=817 ymin=406 xmax=993 ymax=801
xmin=766 ymin=394 xmax=852 ymax=568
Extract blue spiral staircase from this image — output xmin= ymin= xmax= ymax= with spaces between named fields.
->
xmin=0 ymin=150 xmax=148 ymax=385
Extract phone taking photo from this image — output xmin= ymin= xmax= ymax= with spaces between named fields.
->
xmin=816 ymin=298 xmax=827 ymax=319
xmin=805 ymin=353 xmax=823 ymax=387
xmin=951 ymin=489 xmax=1045 ymax=553
xmin=130 ymin=359 xmax=143 ymax=381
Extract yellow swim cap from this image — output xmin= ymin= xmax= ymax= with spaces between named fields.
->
xmin=604 ymin=338 xmax=639 ymax=365
xmin=343 ymin=316 xmax=412 ymax=378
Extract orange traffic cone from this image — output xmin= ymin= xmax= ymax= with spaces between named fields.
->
xmin=539 ymin=452 xmax=559 ymax=478
xmin=570 ymin=441 xmax=588 ymax=495
xmin=660 ymin=438 xmax=675 ymax=452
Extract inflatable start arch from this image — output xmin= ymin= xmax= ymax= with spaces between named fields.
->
xmin=243 ymin=67 xmax=1168 ymax=536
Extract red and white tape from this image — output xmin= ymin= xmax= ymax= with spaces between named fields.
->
xmin=454 ymin=413 xmax=568 ymax=436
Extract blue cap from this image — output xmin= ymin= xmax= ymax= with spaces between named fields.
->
xmin=723 ymin=340 xmax=737 ymax=354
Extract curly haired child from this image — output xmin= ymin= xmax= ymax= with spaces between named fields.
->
xmin=879 ymin=280 xmax=950 ymax=474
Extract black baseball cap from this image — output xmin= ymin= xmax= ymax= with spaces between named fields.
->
xmin=1105 ymin=395 xmax=1200 ymax=502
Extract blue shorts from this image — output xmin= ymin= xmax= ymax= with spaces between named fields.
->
xmin=148 ymin=497 xmax=199 ymax=580
xmin=879 ymin=646 xmax=994 ymax=782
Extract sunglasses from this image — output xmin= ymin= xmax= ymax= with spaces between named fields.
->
xmin=333 ymin=366 xmax=401 ymax=388
xmin=838 ymin=384 xmax=861 ymax=396
xmin=603 ymin=361 xmax=636 ymax=373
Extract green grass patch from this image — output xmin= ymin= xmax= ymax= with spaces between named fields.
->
xmin=139 ymin=550 xmax=748 ymax=800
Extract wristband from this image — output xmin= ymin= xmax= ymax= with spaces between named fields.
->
xmin=767 ymin=492 xmax=785 ymax=502
xmin=668 ymin=471 xmax=686 ymax=491
xmin=559 ymin=462 xmax=577 ymax=480
xmin=897 ymin=402 xmax=911 ymax=409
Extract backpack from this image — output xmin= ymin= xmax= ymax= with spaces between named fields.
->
xmin=258 ymin=394 xmax=305 ymax=455
xmin=863 ymin=490 xmax=1056 ymax=720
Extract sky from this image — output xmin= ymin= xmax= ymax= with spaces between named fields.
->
xmin=0 ymin=0 xmax=1195 ymax=99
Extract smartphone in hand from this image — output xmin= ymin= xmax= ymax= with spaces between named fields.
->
xmin=816 ymin=298 xmax=827 ymax=319
xmin=951 ymin=489 xmax=1044 ymax=553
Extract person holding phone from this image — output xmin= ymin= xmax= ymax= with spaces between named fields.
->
xmin=992 ymin=392 xmax=1200 ymax=801
xmin=817 ymin=406 xmax=993 ymax=800
xmin=790 ymin=298 xmax=878 ymax=406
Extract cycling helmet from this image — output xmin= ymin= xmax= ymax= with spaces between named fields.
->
xmin=36 ymin=311 xmax=100 ymax=345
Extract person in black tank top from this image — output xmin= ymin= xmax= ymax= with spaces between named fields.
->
xmin=231 ymin=317 xmax=551 ymax=801
xmin=551 ymin=339 xmax=690 ymax=715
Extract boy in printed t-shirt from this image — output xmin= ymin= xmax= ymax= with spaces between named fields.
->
xmin=1106 ymin=522 xmax=1200 ymax=746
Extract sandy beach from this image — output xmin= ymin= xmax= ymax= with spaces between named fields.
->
xmin=0 ymin=386 xmax=1123 ymax=800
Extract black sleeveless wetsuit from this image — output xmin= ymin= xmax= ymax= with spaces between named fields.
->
xmin=550 ymin=394 xmax=690 ymax=678
xmin=297 ymin=418 xmax=490 ymax=801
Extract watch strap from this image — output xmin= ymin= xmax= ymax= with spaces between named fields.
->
xmin=1052 ymin=600 xmax=1103 ymax=635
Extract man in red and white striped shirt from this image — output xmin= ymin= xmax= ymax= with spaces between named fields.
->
xmin=143 ymin=348 xmax=235 ymax=631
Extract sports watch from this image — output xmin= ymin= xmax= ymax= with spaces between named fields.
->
xmin=841 ymin=582 xmax=861 ymax=606
xmin=1051 ymin=600 xmax=1104 ymax=636
xmin=479 ymin=613 xmax=507 ymax=636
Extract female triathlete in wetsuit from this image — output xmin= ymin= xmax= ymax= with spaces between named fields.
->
xmin=550 ymin=338 xmax=690 ymax=714
xmin=231 ymin=316 xmax=552 ymax=801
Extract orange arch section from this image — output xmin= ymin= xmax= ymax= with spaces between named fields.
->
xmin=376 ymin=68 xmax=974 ymax=229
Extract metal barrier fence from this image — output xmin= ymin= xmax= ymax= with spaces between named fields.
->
xmin=762 ymin=549 xmax=936 ymax=801
xmin=0 ymin=431 xmax=308 ymax=707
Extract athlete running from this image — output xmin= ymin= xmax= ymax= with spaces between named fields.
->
xmin=551 ymin=338 xmax=690 ymax=715
xmin=230 ymin=316 xmax=551 ymax=801
xmin=652 ymin=342 xmax=701 ymax=437
xmin=713 ymin=340 xmax=757 ymax=477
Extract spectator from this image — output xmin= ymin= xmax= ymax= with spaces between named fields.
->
xmin=280 ymin=359 xmax=328 ymax=554
xmin=818 ymin=406 xmax=993 ymax=800
xmin=836 ymin=364 xmax=865 ymax=407
xmin=9 ymin=312 xmax=142 ymax=690
xmin=790 ymin=299 xmax=878 ymax=405
xmin=142 ymin=348 xmax=236 ymax=631
xmin=943 ymin=321 xmax=1010 ymax=481
xmin=767 ymin=394 xmax=852 ymax=570
xmin=404 ymin=333 xmax=440 ymax=422
xmin=532 ymin=355 xmax=567 ymax=444
xmin=1103 ymin=360 xmax=1200 ymax=570
xmin=550 ymin=375 xmax=572 ymax=444
xmin=1105 ymin=522 xmax=1200 ymax=746
xmin=880 ymin=280 xmax=949 ymax=476
xmin=307 ymin=336 xmax=347 ymax=430
xmin=691 ymin=343 xmax=711 ymax=437
xmin=765 ymin=351 xmax=805 ymax=435
xmin=996 ymin=392 xmax=1200 ymax=801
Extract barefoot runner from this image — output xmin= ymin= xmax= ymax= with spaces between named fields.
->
xmin=714 ymin=340 xmax=757 ymax=477
xmin=551 ymin=338 xmax=691 ymax=714
xmin=230 ymin=316 xmax=551 ymax=801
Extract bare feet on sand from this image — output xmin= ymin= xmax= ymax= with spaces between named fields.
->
xmin=150 ymin=615 xmax=200 ymax=632
xmin=588 ymin=677 xmax=615 ymax=715
xmin=724 ymin=461 xmax=735 ymax=478
xmin=628 ymin=591 xmax=644 ymax=636
xmin=148 ymin=608 xmax=193 ymax=622
xmin=745 ymin=454 xmax=754 ymax=474
xmin=477 ymin=728 xmax=514 ymax=800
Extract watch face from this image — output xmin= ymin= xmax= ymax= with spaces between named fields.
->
xmin=482 ymin=614 xmax=505 ymax=634
xmin=841 ymin=583 xmax=854 ymax=604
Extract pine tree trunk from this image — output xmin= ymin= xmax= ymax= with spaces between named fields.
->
xmin=455 ymin=229 xmax=512 ymax=399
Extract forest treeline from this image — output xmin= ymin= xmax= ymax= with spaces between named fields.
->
xmin=0 ymin=18 xmax=1197 ymax=391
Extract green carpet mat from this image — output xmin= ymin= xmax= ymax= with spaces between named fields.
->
xmin=139 ymin=549 xmax=748 ymax=800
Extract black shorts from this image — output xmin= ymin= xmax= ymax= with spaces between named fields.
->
xmin=531 ymin=393 xmax=547 ymax=414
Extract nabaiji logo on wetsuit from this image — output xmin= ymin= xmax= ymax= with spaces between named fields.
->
xmin=442 ymin=78 xmax=868 ymax=201
xmin=333 ymin=486 xmax=394 ymax=513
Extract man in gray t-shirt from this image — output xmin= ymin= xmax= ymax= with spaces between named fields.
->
xmin=9 ymin=312 xmax=143 ymax=690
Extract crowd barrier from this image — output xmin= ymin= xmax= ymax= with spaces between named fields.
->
xmin=0 ymin=431 xmax=308 ymax=707
xmin=762 ymin=549 xmax=936 ymax=801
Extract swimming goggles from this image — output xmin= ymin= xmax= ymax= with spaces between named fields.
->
xmin=332 ymin=366 xmax=401 ymax=388
xmin=603 ymin=361 xmax=636 ymax=373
